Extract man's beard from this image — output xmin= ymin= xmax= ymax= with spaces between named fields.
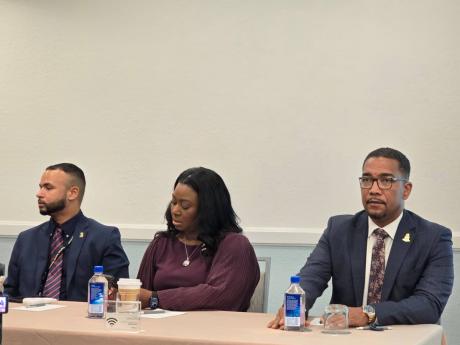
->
xmin=39 ymin=198 xmax=66 ymax=215
xmin=367 ymin=209 xmax=385 ymax=219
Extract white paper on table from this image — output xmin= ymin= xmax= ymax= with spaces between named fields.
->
xmin=309 ymin=317 xmax=323 ymax=326
xmin=13 ymin=304 xmax=66 ymax=312
xmin=141 ymin=309 xmax=185 ymax=319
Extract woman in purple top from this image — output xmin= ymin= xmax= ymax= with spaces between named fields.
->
xmin=137 ymin=167 xmax=260 ymax=311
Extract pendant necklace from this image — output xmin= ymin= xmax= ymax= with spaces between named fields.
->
xmin=182 ymin=240 xmax=200 ymax=267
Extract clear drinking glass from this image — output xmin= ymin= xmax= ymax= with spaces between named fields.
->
xmin=106 ymin=300 xmax=142 ymax=332
xmin=322 ymin=304 xmax=350 ymax=334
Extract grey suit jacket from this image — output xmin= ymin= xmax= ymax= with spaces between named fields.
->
xmin=299 ymin=210 xmax=454 ymax=325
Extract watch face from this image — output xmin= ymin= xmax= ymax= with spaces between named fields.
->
xmin=150 ymin=296 xmax=159 ymax=309
xmin=364 ymin=305 xmax=375 ymax=314
xmin=364 ymin=304 xmax=376 ymax=324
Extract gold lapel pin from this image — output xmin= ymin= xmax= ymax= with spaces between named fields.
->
xmin=402 ymin=233 xmax=411 ymax=243
xmin=79 ymin=232 xmax=85 ymax=238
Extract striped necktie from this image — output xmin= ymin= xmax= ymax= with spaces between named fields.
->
xmin=367 ymin=228 xmax=389 ymax=305
xmin=43 ymin=227 xmax=64 ymax=299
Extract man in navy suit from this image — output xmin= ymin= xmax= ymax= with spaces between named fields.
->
xmin=269 ymin=148 xmax=453 ymax=328
xmin=4 ymin=163 xmax=129 ymax=301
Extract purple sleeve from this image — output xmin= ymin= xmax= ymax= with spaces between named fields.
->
xmin=158 ymin=234 xmax=260 ymax=311
xmin=137 ymin=237 xmax=160 ymax=291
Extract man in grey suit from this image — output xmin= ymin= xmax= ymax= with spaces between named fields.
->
xmin=269 ymin=147 xmax=453 ymax=328
xmin=4 ymin=163 xmax=129 ymax=301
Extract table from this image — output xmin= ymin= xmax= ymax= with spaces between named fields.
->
xmin=3 ymin=302 xmax=442 ymax=345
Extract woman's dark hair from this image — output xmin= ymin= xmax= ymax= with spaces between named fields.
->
xmin=161 ymin=167 xmax=242 ymax=256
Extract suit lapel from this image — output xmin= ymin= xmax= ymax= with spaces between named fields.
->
xmin=349 ymin=213 xmax=368 ymax=306
xmin=35 ymin=222 xmax=53 ymax=294
xmin=381 ymin=211 xmax=415 ymax=301
xmin=65 ymin=216 xmax=89 ymax=291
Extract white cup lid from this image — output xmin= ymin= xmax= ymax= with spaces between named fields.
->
xmin=117 ymin=278 xmax=142 ymax=287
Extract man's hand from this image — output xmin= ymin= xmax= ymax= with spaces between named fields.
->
xmin=348 ymin=306 xmax=369 ymax=327
xmin=267 ymin=306 xmax=285 ymax=329
xmin=108 ymin=287 xmax=117 ymax=300
xmin=267 ymin=305 xmax=310 ymax=329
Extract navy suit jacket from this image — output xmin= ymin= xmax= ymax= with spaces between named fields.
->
xmin=4 ymin=213 xmax=130 ymax=301
xmin=299 ymin=210 xmax=454 ymax=325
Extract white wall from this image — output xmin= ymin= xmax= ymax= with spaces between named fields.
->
xmin=0 ymin=0 xmax=459 ymax=235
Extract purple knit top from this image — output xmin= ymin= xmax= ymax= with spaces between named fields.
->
xmin=137 ymin=232 xmax=260 ymax=311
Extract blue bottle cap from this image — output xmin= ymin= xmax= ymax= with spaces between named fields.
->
xmin=94 ymin=265 xmax=104 ymax=274
xmin=290 ymin=275 xmax=300 ymax=283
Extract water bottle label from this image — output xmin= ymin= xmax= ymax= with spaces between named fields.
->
xmin=89 ymin=282 xmax=105 ymax=313
xmin=285 ymin=293 xmax=301 ymax=326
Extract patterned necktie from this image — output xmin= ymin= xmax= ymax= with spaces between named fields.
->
xmin=43 ymin=227 xmax=64 ymax=299
xmin=367 ymin=228 xmax=389 ymax=305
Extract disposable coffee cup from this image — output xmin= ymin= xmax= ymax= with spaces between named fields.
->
xmin=117 ymin=278 xmax=142 ymax=301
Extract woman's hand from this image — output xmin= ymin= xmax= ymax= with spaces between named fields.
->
xmin=140 ymin=288 xmax=154 ymax=309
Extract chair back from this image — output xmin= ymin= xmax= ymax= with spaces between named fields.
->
xmin=247 ymin=257 xmax=271 ymax=313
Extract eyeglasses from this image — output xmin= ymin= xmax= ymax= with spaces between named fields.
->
xmin=359 ymin=176 xmax=407 ymax=190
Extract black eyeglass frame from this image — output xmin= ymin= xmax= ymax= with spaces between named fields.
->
xmin=358 ymin=176 xmax=408 ymax=190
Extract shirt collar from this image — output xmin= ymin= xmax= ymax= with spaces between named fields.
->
xmin=367 ymin=211 xmax=404 ymax=240
xmin=50 ymin=210 xmax=84 ymax=238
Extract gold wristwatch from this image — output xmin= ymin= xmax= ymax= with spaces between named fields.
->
xmin=363 ymin=304 xmax=376 ymax=324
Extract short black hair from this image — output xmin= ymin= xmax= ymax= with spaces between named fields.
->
xmin=46 ymin=163 xmax=86 ymax=202
xmin=163 ymin=167 xmax=242 ymax=256
xmin=363 ymin=148 xmax=411 ymax=179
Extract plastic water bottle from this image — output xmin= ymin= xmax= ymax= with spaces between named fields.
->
xmin=284 ymin=275 xmax=305 ymax=331
xmin=88 ymin=265 xmax=108 ymax=318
